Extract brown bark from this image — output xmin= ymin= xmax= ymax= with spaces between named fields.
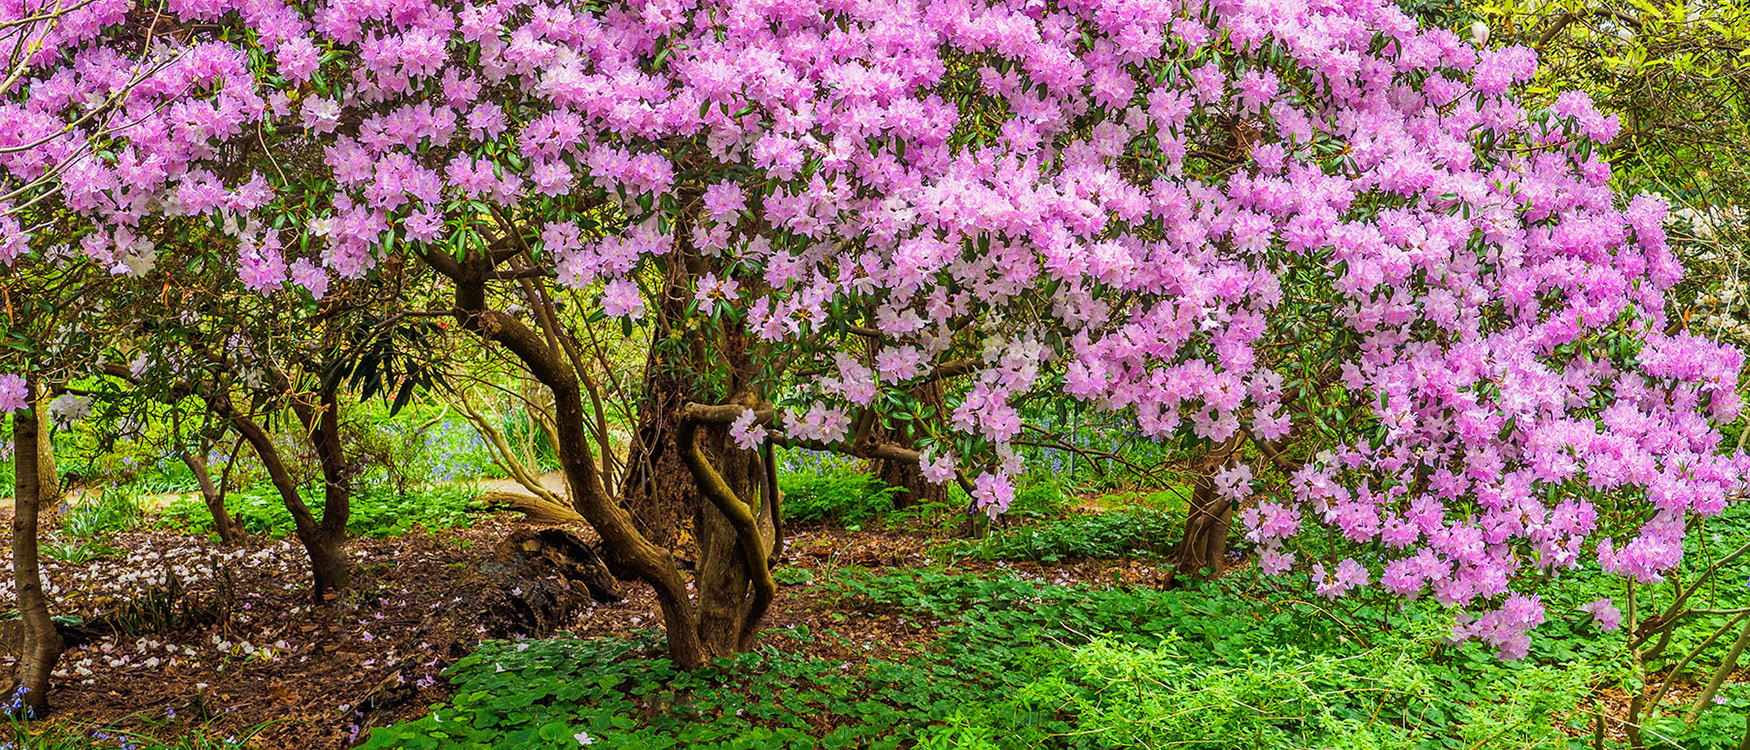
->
xmin=680 ymin=404 xmax=776 ymax=654
xmin=484 ymin=528 xmax=622 ymax=638
xmin=290 ymin=385 xmax=353 ymax=597
xmin=204 ymin=381 xmax=349 ymax=602
xmin=1173 ymin=435 xmax=1247 ymax=581
xmin=607 ymin=232 xmax=773 ymax=658
xmin=615 ymin=366 xmax=699 ymax=553
xmin=615 ymin=254 xmax=709 ymax=552
xmin=433 ymin=247 xmax=709 ymax=667
xmin=475 ymin=490 xmax=587 ymax=525
xmin=180 ymin=448 xmax=246 ymax=546
xmin=5 ymin=375 xmax=64 ymax=717
xmin=424 ymin=223 xmax=785 ymax=667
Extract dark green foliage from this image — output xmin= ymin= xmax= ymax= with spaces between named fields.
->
xmin=1006 ymin=477 xmax=1071 ymax=519
xmin=60 ymin=486 xmax=147 ymax=538
xmin=961 ymin=507 xmax=1180 ymax=562
xmin=39 ymin=534 xmax=123 ymax=563
xmin=342 ymin=318 xmax=449 ymax=418
xmin=361 ymin=498 xmax=1750 ymax=750
xmin=359 ymin=562 xmax=1750 ymax=749
xmin=780 ymin=468 xmax=900 ymax=528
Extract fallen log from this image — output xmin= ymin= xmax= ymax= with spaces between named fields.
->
xmin=474 ymin=491 xmax=586 ymax=526
xmin=479 ymin=528 xmax=623 ymax=638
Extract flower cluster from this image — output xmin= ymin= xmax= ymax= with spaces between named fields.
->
xmin=0 ymin=375 xmax=25 ymax=413
xmin=1 ymin=0 xmax=1742 ymax=656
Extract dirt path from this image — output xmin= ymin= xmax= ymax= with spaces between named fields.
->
xmin=471 ymin=470 xmax=570 ymax=498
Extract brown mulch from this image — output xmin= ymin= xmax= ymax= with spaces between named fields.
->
xmin=0 ymin=512 xmax=1142 ymax=750
xmin=3 ymin=514 xmax=524 ymax=748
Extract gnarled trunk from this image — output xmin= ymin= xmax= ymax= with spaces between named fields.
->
xmin=687 ymin=415 xmax=775 ymax=655
xmin=615 ymin=366 xmax=700 ymax=554
xmin=428 ymin=215 xmax=780 ymax=668
xmin=6 ymin=376 xmax=64 ymax=716
xmin=1173 ymin=435 xmax=1246 ymax=581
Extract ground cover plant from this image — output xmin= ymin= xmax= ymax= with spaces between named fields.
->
xmin=160 ymin=482 xmax=483 ymax=540
xmin=360 ymin=538 xmax=1750 ymax=749
xmin=1 ymin=0 xmax=1750 ymax=742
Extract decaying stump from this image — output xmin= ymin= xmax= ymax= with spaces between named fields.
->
xmin=480 ymin=528 xmax=623 ymax=638
xmin=474 ymin=491 xmax=661 ymax=579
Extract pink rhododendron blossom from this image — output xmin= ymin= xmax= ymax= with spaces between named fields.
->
xmin=1215 ymin=465 xmax=1253 ymax=501
xmin=693 ymin=273 xmax=738 ymax=315
xmin=277 ymin=37 xmax=320 ymax=83
xmin=971 ymin=472 xmax=1015 ymax=517
xmin=1581 ymin=598 xmax=1623 ymax=631
xmin=1258 ymin=547 xmax=1294 ymax=575
xmin=703 ymin=181 xmax=745 ymax=221
xmin=238 ymin=239 xmax=287 ymax=294
xmin=3 ymin=0 xmax=1743 ymax=661
xmin=289 ymin=258 xmax=329 ymax=300
xmin=0 ymin=375 xmax=26 ymax=413
xmin=601 ymin=279 xmax=645 ymax=320
xmin=783 ymin=403 xmax=850 ymax=445
xmin=1314 ymin=558 xmax=1370 ymax=599
xmin=921 ymin=452 xmax=957 ymax=485
xmin=729 ymin=409 xmax=762 ymax=451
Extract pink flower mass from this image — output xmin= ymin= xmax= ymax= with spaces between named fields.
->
xmin=0 ymin=0 xmax=1743 ymax=658
xmin=0 ymin=374 xmax=26 ymax=413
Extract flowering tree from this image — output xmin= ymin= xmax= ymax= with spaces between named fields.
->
xmin=3 ymin=0 xmax=1745 ymax=679
xmin=0 ymin=247 xmax=117 ymax=715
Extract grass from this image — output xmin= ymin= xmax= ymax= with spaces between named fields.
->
xmin=2 ymin=711 xmax=277 ymax=749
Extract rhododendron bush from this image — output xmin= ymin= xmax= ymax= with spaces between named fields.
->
xmin=3 ymin=0 xmax=1746 ymax=662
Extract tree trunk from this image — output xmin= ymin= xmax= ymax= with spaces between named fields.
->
xmin=428 ymin=209 xmax=781 ymax=669
xmin=297 ymin=387 xmax=353 ymax=599
xmin=690 ymin=420 xmax=772 ymax=656
xmin=181 ymin=448 xmax=246 ymax=546
xmin=303 ymin=530 xmax=350 ymax=598
xmin=614 ymin=241 xmax=714 ymax=554
xmin=441 ymin=266 xmax=709 ymax=668
xmin=625 ymin=346 xmax=773 ymax=659
xmin=615 ymin=366 xmax=699 ymax=554
xmin=32 ymin=395 xmax=58 ymax=510
xmin=1173 ymin=435 xmax=1246 ymax=582
xmin=6 ymin=375 xmax=64 ymax=717
xmin=206 ymin=381 xmax=349 ymax=603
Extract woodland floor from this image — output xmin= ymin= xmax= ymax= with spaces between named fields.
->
xmin=0 ymin=508 xmax=1172 ymax=749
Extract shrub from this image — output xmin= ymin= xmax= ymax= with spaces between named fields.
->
xmin=1007 ymin=476 xmax=1070 ymax=519
xmin=60 ymin=485 xmax=147 ymax=538
xmin=961 ymin=507 xmax=1180 ymax=562
xmin=781 ymin=466 xmax=900 ymax=528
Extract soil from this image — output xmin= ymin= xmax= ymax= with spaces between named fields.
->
xmin=0 ymin=509 xmax=1145 ymax=749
